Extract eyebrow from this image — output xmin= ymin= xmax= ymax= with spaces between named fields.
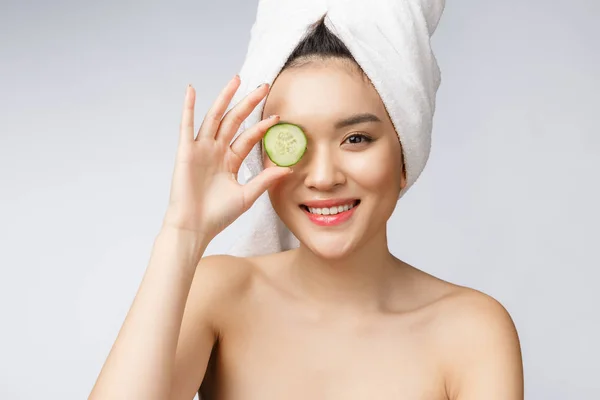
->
xmin=334 ymin=113 xmax=382 ymax=129
xmin=278 ymin=113 xmax=382 ymax=132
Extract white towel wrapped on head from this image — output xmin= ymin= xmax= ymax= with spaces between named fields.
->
xmin=225 ymin=0 xmax=446 ymax=258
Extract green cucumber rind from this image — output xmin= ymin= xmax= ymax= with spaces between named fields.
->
xmin=262 ymin=123 xmax=307 ymax=167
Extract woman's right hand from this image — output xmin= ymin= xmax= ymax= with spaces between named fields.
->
xmin=162 ymin=75 xmax=290 ymax=240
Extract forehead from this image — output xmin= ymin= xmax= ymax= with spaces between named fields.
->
xmin=263 ymin=59 xmax=388 ymax=123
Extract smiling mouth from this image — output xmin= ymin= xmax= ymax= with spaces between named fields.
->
xmin=299 ymin=200 xmax=361 ymax=216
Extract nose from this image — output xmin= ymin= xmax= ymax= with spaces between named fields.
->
xmin=302 ymin=145 xmax=346 ymax=191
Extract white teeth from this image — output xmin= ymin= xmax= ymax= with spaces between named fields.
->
xmin=306 ymin=202 xmax=357 ymax=215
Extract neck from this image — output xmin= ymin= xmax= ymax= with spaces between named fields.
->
xmin=288 ymin=229 xmax=399 ymax=313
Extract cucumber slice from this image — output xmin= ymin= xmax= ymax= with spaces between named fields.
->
xmin=263 ymin=123 xmax=307 ymax=167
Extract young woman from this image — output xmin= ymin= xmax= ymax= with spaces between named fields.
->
xmin=90 ymin=20 xmax=524 ymax=400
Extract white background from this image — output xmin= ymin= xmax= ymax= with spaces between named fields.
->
xmin=1 ymin=0 xmax=598 ymax=398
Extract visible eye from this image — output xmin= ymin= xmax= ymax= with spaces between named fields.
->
xmin=343 ymin=133 xmax=374 ymax=145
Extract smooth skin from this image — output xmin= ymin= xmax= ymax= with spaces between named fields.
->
xmin=89 ymin=60 xmax=524 ymax=400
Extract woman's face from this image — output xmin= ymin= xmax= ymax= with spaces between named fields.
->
xmin=262 ymin=58 xmax=406 ymax=259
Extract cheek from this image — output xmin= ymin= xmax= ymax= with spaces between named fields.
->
xmin=263 ymin=149 xmax=302 ymax=218
xmin=346 ymin=142 xmax=402 ymax=193
xmin=267 ymin=168 xmax=295 ymax=215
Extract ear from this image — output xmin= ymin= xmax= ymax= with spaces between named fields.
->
xmin=399 ymin=148 xmax=407 ymax=191
xmin=400 ymin=161 xmax=407 ymax=191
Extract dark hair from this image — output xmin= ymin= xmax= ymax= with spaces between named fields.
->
xmin=282 ymin=16 xmax=364 ymax=76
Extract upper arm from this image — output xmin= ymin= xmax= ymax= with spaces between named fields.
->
xmin=169 ymin=255 xmax=251 ymax=400
xmin=442 ymin=291 xmax=524 ymax=400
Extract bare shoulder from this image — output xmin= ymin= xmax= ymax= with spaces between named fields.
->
xmin=185 ymin=254 xmax=263 ymax=326
xmin=398 ymin=264 xmax=518 ymax=339
xmin=429 ymin=286 xmax=524 ymax=399
xmin=190 ymin=251 xmax=288 ymax=311
xmin=192 ymin=254 xmax=257 ymax=300
xmin=433 ymin=286 xmax=519 ymax=337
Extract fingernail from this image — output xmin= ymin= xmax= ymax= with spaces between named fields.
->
xmin=256 ymin=83 xmax=268 ymax=89
xmin=268 ymin=114 xmax=279 ymax=119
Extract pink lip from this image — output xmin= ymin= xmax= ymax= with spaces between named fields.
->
xmin=302 ymin=203 xmax=359 ymax=226
xmin=302 ymin=198 xmax=359 ymax=208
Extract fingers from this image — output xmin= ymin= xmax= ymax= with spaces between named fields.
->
xmin=179 ymin=85 xmax=195 ymax=143
xmin=215 ymin=83 xmax=271 ymax=145
xmin=229 ymin=114 xmax=280 ymax=172
xmin=242 ymin=167 xmax=292 ymax=210
xmin=196 ymin=75 xmax=241 ymax=140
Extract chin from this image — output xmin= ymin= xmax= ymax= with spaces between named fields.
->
xmin=301 ymin=233 xmax=360 ymax=260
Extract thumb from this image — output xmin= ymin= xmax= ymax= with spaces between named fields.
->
xmin=242 ymin=167 xmax=292 ymax=209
